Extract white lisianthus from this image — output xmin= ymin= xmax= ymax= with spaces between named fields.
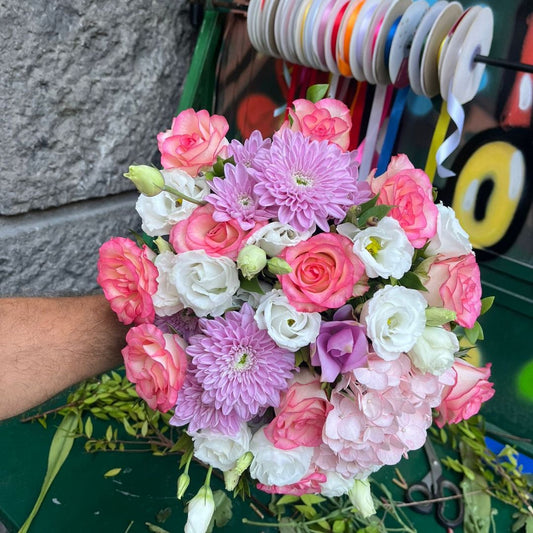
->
xmin=426 ymin=203 xmax=472 ymax=258
xmin=254 ymin=289 xmax=321 ymax=351
xmin=246 ymin=221 xmax=315 ymax=257
xmin=336 ymin=221 xmax=360 ymax=241
xmin=351 ymin=217 xmax=414 ymax=279
xmin=232 ymin=280 xmax=272 ymax=309
xmin=348 ymin=478 xmax=376 ymax=518
xmin=152 ymin=251 xmax=184 ymax=316
xmin=192 ymin=423 xmax=252 ymax=472
xmin=171 ymin=250 xmax=239 ymax=317
xmin=249 ymin=428 xmax=313 ymax=486
xmin=361 ymin=285 xmax=427 ymax=360
xmin=408 ymin=326 xmax=459 ymax=375
xmin=184 ymin=485 xmax=215 ymax=533
xmin=136 ymin=169 xmax=209 ymax=236
xmin=320 ymin=471 xmax=354 ymax=497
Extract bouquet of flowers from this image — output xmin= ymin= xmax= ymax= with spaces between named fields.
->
xmin=97 ymin=91 xmax=495 ymax=531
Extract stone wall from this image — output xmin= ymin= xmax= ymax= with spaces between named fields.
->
xmin=0 ymin=0 xmax=196 ymax=296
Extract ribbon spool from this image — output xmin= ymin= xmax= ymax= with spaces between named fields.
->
xmin=349 ymin=0 xmax=381 ymax=81
xmin=388 ymin=0 xmax=429 ymax=87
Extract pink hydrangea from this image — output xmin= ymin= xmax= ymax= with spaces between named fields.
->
xmin=369 ymin=154 xmax=438 ymax=248
xmin=97 ymin=237 xmax=158 ymax=325
xmin=321 ymin=353 xmax=452 ymax=479
xmin=122 ymin=324 xmax=187 ymax=412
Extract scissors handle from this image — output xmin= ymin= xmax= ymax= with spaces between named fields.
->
xmin=435 ymin=478 xmax=465 ymax=529
xmin=405 ymin=482 xmax=433 ymax=514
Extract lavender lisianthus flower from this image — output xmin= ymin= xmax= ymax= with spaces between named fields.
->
xmin=207 ymin=162 xmax=273 ymax=230
xmin=185 ymin=304 xmax=295 ymax=426
xmin=310 ymin=305 xmax=369 ymax=383
xmin=154 ymin=308 xmax=200 ymax=342
xmin=253 ymin=129 xmax=361 ymax=232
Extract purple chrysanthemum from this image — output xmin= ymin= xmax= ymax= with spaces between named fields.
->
xmin=206 ymin=162 xmax=274 ymax=230
xmin=170 ymin=371 xmax=243 ymax=435
xmin=186 ymin=303 xmax=295 ymax=424
xmin=227 ymin=130 xmax=271 ymax=169
xmin=254 ymin=129 xmax=361 ymax=232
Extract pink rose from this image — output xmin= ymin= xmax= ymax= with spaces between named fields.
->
xmin=169 ymin=203 xmax=264 ymax=260
xmin=122 ymin=323 xmax=188 ymax=412
xmin=282 ymin=98 xmax=352 ymax=151
xmin=423 ymin=253 xmax=482 ymax=329
xmin=97 ymin=237 xmax=158 ymax=325
xmin=369 ymin=154 xmax=438 ymax=248
xmin=264 ymin=370 xmax=333 ymax=450
xmin=257 ymin=470 xmax=327 ymax=496
xmin=279 ymin=233 xmax=366 ymax=313
xmin=157 ymin=108 xmax=229 ymax=176
xmin=435 ymin=359 xmax=495 ymax=427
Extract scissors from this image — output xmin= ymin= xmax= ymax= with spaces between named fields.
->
xmin=405 ymin=439 xmax=464 ymax=529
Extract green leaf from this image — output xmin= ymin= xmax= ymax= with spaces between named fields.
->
xmin=104 ymin=467 xmax=122 ymax=478
xmin=277 ymin=495 xmax=300 ymax=505
xmin=357 ymin=195 xmax=380 ymax=212
xmin=19 ymin=412 xmax=79 ymax=533
xmin=301 ymin=494 xmax=326 ymax=506
xmin=295 ymin=504 xmax=317 ymax=519
xmin=213 ymin=490 xmax=233 ymax=527
xmin=239 ymin=275 xmax=265 ymax=294
xmin=145 ymin=523 xmax=170 ymax=533
xmin=357 ymin=205 xmax=393 ymax=228
xmin=525 ymin=515 xmax=533 ymax=533
xmin=106 ymin=425 xmax=113 ymax=441
xmin=84 ymin=417 xmax=93 ymax=439
xmin=306 ymin=84 xmax=329 ymax=103
xmin=397 ymin=271 xmax=427 ymax=291
xmin=480 ymin=296 xmax=495 ymax=315
xmin=464 ymin=321 xmax=483 ymax=344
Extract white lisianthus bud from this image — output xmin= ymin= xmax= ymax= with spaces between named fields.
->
xmin=154 ymin=236 xmax=172 ymax=254
xmin=185 ymin=485 xmax=215 ymax=533
xmin=351 ymin=216 xmax=414 ymax=279
xmin=361 ymin=285 xmax=427 ymax=360
xmin=267 ymin=257 xmax=292 ymax=275
xmin=124 ymin=165 xmax=164 ymax=196
xmin=255 ymin=289 xmax=321 ymax=351
xmin=249 ymin=428 xmax=313 ymax=486
xmin=177 ymin=472 xmax=190 ymax=500
xmin=192 ymin=423 xmax=252 ymax=472
xmin=136 ymin=169 xmax=209 ymax=236
xmin=224 ymin=452 xmax=254 ymax=491
xmin=408 ymin=326 xmax=459 ymax=375
xmin=172 ymin=250 xmax=239 ymax=317
xmin=247 ymin=221 xmax=315 ymax=257
xmin=425 ymin=306 xmax=457 ymax=327
xmin=426 ymin=203 xmax=472 ymax=258
xmin=237 ymin=245 xmax=267 ymax=279
xmin=152 ymin=251 xmax=184 ymax=316
xmin=348 ymin=479 xmax=376 ymax=518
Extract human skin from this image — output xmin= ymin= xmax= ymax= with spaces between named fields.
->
xmin=0 ymin=294 xmax=126 ymax=421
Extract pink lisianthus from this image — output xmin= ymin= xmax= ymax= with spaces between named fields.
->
xmin=122 ymin=323 xmax=188 ymax=412
xmin=310 ymin=306 xmax=369 ymax=383
xmin=368 ymin=154 xmax=438 ymax=248
xmin=169 ymin=203 xmax=265 ymax=260
xmin=97 ymin=237 xmax=158 ymax=325
xmin=423 ymin=253 xmax=482 ymax=329
xmin=257 ymin=470 xmax=327 ymax=496
xmin=434 ymin=358 xmax=495 ymax=428
xmin=157 ymin=108 xmax=229 ymax=176
xmin=282 ymin=98 xmax=352 ymax=151
xmin=279 ymin=233 xmax=366 ymax=313
xmin=264 ymin=370 xmax=333 ymax=450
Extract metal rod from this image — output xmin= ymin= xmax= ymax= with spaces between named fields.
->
xmin=474 ymin=54 xmax=533 ymax=74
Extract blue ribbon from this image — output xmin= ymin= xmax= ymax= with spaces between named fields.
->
xmin=376 ymin=86 xmax=410 ymax=176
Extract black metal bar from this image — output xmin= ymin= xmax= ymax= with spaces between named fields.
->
xmin=474 ymin=54 xmax=533 ymax=74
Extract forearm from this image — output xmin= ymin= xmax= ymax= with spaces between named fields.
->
xmin=0 ymin=294 xmax=127 ymax=421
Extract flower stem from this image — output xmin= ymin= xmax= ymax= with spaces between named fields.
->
xmin=162 ymin=185 xmax=206 ymax=206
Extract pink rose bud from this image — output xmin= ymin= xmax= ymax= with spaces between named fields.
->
xmin=435 ymin=358 xmax=495 ymax=427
